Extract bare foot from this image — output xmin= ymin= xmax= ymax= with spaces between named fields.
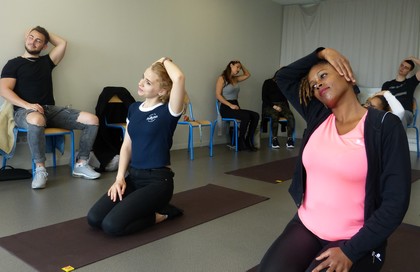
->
xmin=155 ymin=213 xmax=168 ymax=224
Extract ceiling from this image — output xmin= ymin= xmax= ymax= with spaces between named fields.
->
xmin=271 ymin=0 xmax=350 ymax=5
xmin=272 ymin=0 xmax=323 ymax=5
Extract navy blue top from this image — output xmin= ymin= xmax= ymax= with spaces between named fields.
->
xmin=127 ymin=102 xmax=180 ymax=169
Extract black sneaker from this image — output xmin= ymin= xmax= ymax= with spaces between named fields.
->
xmin=272 ymin=137 xmax=280 ymax=149
xmin=159 ymin=204 xmax=184 ymax=220
xmin=286 ymin=138 xmax=295 ymax=149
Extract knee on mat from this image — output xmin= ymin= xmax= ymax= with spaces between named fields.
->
xmin=101 ymin=218 xmax=125 ymax=236
xmin=86 ymin=212 xmax=102 ymax=229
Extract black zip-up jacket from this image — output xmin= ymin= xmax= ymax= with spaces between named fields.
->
xmin=275 ymin=48 xmax=411 ymax=262
xmin=93 ymin=86 xmax=135 ymax=171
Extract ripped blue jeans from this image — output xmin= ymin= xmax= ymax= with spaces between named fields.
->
xmin=14 ymin=105 xmax=98 ymax=164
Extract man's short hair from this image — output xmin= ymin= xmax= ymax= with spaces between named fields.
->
xmin=404 ymin=59 xmax=415 ymax=71
xmin=31 ymin=26 xmax=50 ymax=44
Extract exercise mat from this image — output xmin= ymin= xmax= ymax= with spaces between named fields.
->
xmin=0 ymin=184 xmax=268 ymax=272
xmin=227 ymin=157 xmax=420 ymax=184
xmin=225 ymin=157 xmax=298 ymax=183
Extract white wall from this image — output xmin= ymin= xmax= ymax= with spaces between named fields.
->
xmin=0 ymin=0 xmax=283 ymax=168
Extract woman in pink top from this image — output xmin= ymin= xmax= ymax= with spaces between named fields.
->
xmin=258 ymin=48 xmax=411 ymax=272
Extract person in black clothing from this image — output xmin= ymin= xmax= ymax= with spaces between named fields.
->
xmin=381 ymin=56 xmax=420 ymax=127
xmin=262 ymin=76 xmax=296 ymax=149
xmin=0 ymin=26 xmax=100 ymax=189
xmin=258 ymin=48 xmax=410 ymax=272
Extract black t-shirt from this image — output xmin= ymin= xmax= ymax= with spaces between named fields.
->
xmin=1 ymin=55 xmax=56 ymax=107
xmin=262 ymin=79 xmax=289 ymax=109
xmin=382 ymin=76 xmax=420 ymax=112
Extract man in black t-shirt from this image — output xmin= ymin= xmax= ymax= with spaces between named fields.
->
xmin=0 ymin=26 xmax=101 ymax=189
xmin=381 ymin=57 xmax=420 ymax=127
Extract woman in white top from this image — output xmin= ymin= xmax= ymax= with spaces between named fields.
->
xmin=364 ymin=90 xmax=404 ymax=120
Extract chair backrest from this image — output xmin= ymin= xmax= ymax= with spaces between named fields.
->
xmin=109 ymin=95 xmax=123 ymax=103
xmin=186 ymin=102 xmax=195 ymax=121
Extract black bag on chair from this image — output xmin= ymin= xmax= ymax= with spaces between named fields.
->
xmin=0 ymin=165 xmax=32 ymax=181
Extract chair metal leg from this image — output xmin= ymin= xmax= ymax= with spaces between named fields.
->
xmin=269 ymin=118 xmax=273 ymax=147
xmin=415 ymin=127 xmax=419 ymax=158
xmin=188 ymin=125 xmax=194 ymax=160
xmin=51 ymin=136 xmax=57 ymax=168
xmin=70 ymin=130 xmax=75 ymax=173
xmin=236 ymin=122 xmax=239 ymax=152
xmin=209 ymin=122 xmax=214 ymax=157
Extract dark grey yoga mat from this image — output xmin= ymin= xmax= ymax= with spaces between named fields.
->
xmin=0 ymin=184 xmax=269 ymax=272
xmin=225 ymin=157 xmax=298 ymax=183
xmin=226 ymin=156 xmax=420 ymax=184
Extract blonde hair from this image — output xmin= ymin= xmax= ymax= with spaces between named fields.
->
xmin=151 ymin=62 xmax=173 ymax=103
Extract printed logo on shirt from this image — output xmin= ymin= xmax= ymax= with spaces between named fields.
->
xmin=354 ymin=138 xmax=364 ymax=146
xmin=146 ymin=113 xmax=158 ymax=123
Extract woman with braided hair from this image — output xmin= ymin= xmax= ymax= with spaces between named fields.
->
xmin=259 ymin=48 xmax=411 ymax=272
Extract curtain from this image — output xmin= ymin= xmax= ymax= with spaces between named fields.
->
xmin=279 ymin=0 xmax=420 ymax=88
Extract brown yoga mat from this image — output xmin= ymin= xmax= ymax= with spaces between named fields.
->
xmin=225 ymin=157 xmax=298 ymax=183
xmin=226 ymin=157 xmax=420 ymax=184
xmin=0 ymin=184 xmax=268 ymax=272
xmin=247 ymin=223 xmax=420 ymax=272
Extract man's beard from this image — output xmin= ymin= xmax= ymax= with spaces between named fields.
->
xmin=25 ymin=45 xmax=42 ymax=55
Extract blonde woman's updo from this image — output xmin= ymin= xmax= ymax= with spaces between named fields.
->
xmin=151 ymin=62 xmax=173 ymax=103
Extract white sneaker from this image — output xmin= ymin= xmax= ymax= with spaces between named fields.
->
xmin=32 ymin=167 xmax=48 ymax=189
xmin=72 ymin=161 xmax=101 ymax=179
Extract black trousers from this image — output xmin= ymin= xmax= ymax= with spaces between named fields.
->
xmin=259 ymin=214 xmax=386 ymax=272
xmin=87 ymin=167 xmax=174 ymax=236
xmin=220 ymin=100 xmax=260 ymax=140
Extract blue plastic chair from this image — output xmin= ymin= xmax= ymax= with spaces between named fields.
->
xmin=213 ymin=100 xmax=240 ymax=152
xmin=2 ymin=127 xmax=75 ymax=176
xmin=178 ymin=102 xmax=214 ymax=160
xmin=407 ymin=98 xmax=419 ymax=157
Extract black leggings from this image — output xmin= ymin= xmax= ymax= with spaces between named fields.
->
xmin=220 ymin=100 xmax=260 ymax=140
xmin=87 ymin=167 xmax=174 ymax=236
xmin=259 ymin=214 xmax=386 ymax=272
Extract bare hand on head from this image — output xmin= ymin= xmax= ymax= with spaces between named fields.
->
xmin=319 ymin=48 xmax=356 ymax=83
xmin=312 ymin=247 xmax=352 ymax=272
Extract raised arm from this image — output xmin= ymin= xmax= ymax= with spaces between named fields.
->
xmin=408 ymin=56 xmax=420 ymax=81
xmin=48 ymin=32 xmax=67 ymax=65
xmin=235 ymin=62 xmax=250 ymax=82
xmin=381 ymin=91 xmax=405 ymax=120
xmin=160 ymin=58 xmax=185 ymax=115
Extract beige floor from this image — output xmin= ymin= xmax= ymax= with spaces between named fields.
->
xmin=0 ymin=137 xmax=419 ymax=272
